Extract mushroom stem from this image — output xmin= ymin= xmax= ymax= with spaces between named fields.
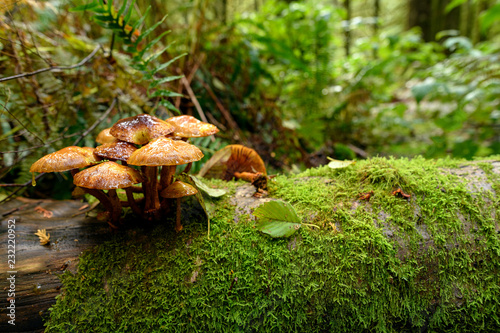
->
xmin=160 ymin=165 xmax=176 ymax=190
xmin=175 ymin=197 xmax=183 ymax=232
xmin=107 ymin=189 xmax=122 ymax=227
xmin=233 ymin=171 xmax=258 ymax=182
xmin=83 ymin=188 xmax=118 ymax=229
xmin=125 ymin=187 xmax=143 ymax=217
xmin=182 ymin=162 xmax=193 ymax=174
xmin=143 ymin=166 xmax=160 ymax=217
xmin=129 ymin=186 xmax=144 ymax=193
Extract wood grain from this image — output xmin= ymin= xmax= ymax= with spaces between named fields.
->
xmin=0 ymin=198 xmax=109 ymax=332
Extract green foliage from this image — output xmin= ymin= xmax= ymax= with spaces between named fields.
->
xmin=254 ymin=200 xmax=302 ymax=238
xmin=71 ymin=0 xmax=184 ymax=112
xmin=0 ymin=0 xmax=183 ymax=195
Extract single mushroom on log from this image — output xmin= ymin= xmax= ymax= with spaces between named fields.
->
xmin=73 ymin=161 xmax=145 ymax=229
xmin=160 ymin=180 xmax=198 ymax=232
xmin=198 ymin=144 xmax=268 ymax=192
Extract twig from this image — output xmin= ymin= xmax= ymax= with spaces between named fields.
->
xmin=72 ymin=98 xmax=117 ymax=145
xmin=181 ymin=76 xmax=208 ymax=123
xmin=196 ymin=77 xmax=241 ymax=134
xmin=0 ymin=173 xmax=44 ymax=188
xmin=0 ymin=132 xmax=81 ymax=154
xmin=0 ymin=45 xmax=102 ymax=83
xmin=347 ymin=144 xmax=368 ymax=159
xmin=0 ymin=173 xmax=45 ymax=205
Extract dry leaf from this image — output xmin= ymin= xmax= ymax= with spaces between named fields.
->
xmin=35 ymin=229 xmax=50 ymax=245
xmin=34 ymin=206 xmax=53 ymax=218
xmin=358 ymin=191 xmax=374 ymax=201
xmin=391 ymin=188 xmax=411 ymax=199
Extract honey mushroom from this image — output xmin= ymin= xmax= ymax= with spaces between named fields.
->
xmin=93 ymin=141 xmax=142 ymax=216
xmin=160 ymin=181 xmax=198 ymax=232
xmin=73 ymin=161 xmax=144 ymax=230
xmin=198 ymin=144 xmax=268 ymax=190
xmin=108 ymin=114 xmax=175 ymax=218
xmin=30 ymin=113 xmax=220 ymax=231
xmin=166 ymin=115 xmax=219 ymax=173
xmin=126 ymin=137 xmax=204 ymax=219
xmin=95 ymin=128 xmax=118 ymax=144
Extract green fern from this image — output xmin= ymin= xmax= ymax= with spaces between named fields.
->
xmin=72 ymin=0 xmax=184 ymax=113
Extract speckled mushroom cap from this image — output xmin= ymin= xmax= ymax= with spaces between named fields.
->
xmin=94 ymin=141 xmax=137 ymax=162
xmin=160 ymin=181 xmax=198 ymax=198
xmin=30 ymin=146 xmax=99 ymax=173
xmin=73 ymin=161 xmax=145 ymax=189
xmin=109 ymin=114 xmax=175 ymax=145
xmin=95 ymin=128 xmax=118 ymax=144
xmin=127 ymin=137 xmax=204 ymax=166
xmin=165 ymin=115 xmax=219 ymax=138
xmin=198 ymin=144 xmax=266 ymax=180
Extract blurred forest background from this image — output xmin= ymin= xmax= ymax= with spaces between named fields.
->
xmin=0 ymin=0 xmax=499 ymax=200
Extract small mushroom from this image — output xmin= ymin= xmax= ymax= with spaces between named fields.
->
xmin=109 ymin=114 xmax=175 ymax=145
xmin=73 ymin=161 xmax=145 ymax=229
xmin=160 ymin=181 xmax=198 ymax=232
xmin=30 ymin=146 xmax=99 ymax=174
xmin=94 ymin=141 xmax=137 ymax=163
xmin=166 ymin=115 xmax=219 ymax=139
xmin=95 ymin=128 xmax=118 ymax=144
xmin=127 ymin=137 xmax=204 ymax=218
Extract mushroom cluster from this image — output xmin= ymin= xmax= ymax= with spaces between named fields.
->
xmin=30 ymin=114 xmax=218 ymax=231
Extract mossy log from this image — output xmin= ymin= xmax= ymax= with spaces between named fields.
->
xmin=1 ymin=156 xmax=499 ymax=332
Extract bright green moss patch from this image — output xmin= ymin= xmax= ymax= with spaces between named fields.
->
xmin=45 ymin=157 xmax=500 ymax=332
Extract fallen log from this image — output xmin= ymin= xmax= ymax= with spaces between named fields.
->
xmin=1 ymin=156 xmax=499 ymax=332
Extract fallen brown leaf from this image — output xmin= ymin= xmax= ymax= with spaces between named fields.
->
xmin=391 ymin=188 xmax=411 ymax=199
xmin=34 ymin=206 xmax=53 ymax=218
xmin=358 ymin=191 xmax=374 ymax=201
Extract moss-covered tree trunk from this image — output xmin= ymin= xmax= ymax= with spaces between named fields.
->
xmin=1 ymin=156 xmax=499 ymax=332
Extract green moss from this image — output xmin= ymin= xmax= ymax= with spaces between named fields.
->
xmin=45 ymin=156 xmax=500 ymax=332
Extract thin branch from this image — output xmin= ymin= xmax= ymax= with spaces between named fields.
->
xmin=0 ymin=132 xmax=81 ymax=154
xmin=0 ymin=173 xmax=44 ymax=187
xmin=0 ymin=173 xmax=45 ymax=205
xmin=0 ymin=44 xmax=102 ymax=83
xmin=73 ymin=98 xmax=117 ymax=145
xmin=181 ymin=76 xmax=215 ymax=142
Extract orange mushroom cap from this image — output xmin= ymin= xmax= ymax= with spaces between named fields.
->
xmin=95 ymin=128 xmax=118 ymax=144
xmin=30 ymin=146 xmax=99 ymax=173
xmin=127 ymin=137 xmax=204 ymax=167
xmin=109 ymin=114 xmax=175 ymax=145
xmin=160 ymin=181 xmax=198 ymax=198
xmin=73 ymin=161 xmax=145 ymax=190
xmin=94 ymin=141 xmax=137 ymax=162
xmin=198 ymin=144 xmax=266 ymax=180
xmin=166 ymin=115 xmax=219 ymax=138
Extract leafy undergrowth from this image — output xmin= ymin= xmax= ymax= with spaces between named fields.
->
xmin=45 ymin=157 xmax=500 ymax=332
